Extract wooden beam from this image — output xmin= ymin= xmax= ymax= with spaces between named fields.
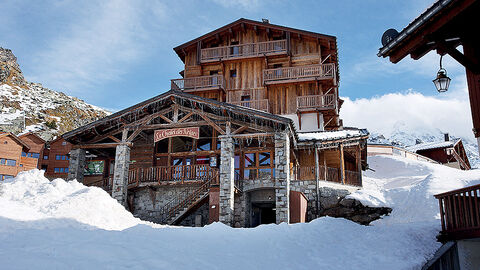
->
xmin=126 ymin=129 xmax=143 ymax=142
xmin=178 ymin=111 xmax=194 ymax=123
xmin=232 ymin=125 xmax=248 ymax=135
xmin=90 ymin=128 xmax=123 ymax=143
xmin=339 ymin=143 xmax=345 ymax=185
xmin=121 ymin=129 xmax=128 ymax=142
xmin=222 ymin=132 xmax=274 ymax=139
xmin=108 ymin=135 xmax=121 ymax=143
xmin=198 ymin=111 xmax=225 ymax=135
xmin=159 ymin=114 xmax=173 ymax=123
xmin=253 ymin=25 xmax=258 ymax=34
xmin=140 ymin=121 xmax=209 ymax=130
xmin=315 ymin=148 xmax=320 ymax=217
xmin=436 ymin=39 xmax=480 ymax=74
xmin=73 ymin=142 xmax=132 ymax=149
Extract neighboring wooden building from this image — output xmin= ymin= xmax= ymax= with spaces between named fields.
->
xmin=0 ymin=132 xmax=33 ymax=179
xmin=406 ymin=136 xmax=471 ymax=170
xmin=368 ymin=143 xmax=439 ymax=164
xmin=39 ymin=137 xmax=73 ymax=179
xmin=172 ymin=18 xmax=341 ymax=132
xmin=18 ymin=132 xmax=45 ymax=170
xmin=62 ymin=19 xmax=368 ymax=228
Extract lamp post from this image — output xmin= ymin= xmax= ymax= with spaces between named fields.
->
xmin=433 ymin=55 xmax=451 ymax=93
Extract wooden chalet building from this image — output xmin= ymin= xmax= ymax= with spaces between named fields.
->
xmin=62 ymin=19 xmax=368 ymax=227
xmin=0 ymin=132 xmax=39 ymax=180
xmin=406 ymin=135 xmax=471 ymax=170
xmin=38 ymin=137 xmax=73 ymax=179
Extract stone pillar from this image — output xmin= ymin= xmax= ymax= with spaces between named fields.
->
xmin=67 ymin=148 xmax=86 ymax=182
xmin=112 ymin=144 xmax=130 ymax=207
xmin=218 ymin=136 xmax=235 ymax=226
xmin=275 ymin=131 xmax=290 ymax=224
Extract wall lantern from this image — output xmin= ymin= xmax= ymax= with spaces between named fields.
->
xmin=433 ymin=55 xmax=451 ymax=93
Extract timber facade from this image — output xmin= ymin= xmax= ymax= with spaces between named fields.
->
xmin=62 ymin=19 xmax=368 ymax=227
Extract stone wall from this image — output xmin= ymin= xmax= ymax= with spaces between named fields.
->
xmin=219 ymin=136 xmax=234 ymax=225
xmin=132 ymin=184 xmax=201 ymax=223
xmin=274 ymin=132 xmax=290 ymax=224
xmin=112 ymin=144 xmax=130 ymax=206
xmin=67 ymin=148 xmax=86 ymax=183
xmin=178 ymin=201 xmax=210 ymax=227
xmin=233 ymin=193 xmax=247 ymax=228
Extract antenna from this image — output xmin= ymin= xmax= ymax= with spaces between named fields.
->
xmin=381 ymin=29 xmax=399 ymax=46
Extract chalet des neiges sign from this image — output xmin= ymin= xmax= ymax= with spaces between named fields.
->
xmin=154 ymin=127 xmax=200 ymax=142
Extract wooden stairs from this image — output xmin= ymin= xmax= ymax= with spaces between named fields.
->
xmin=159 ymin=179 xmax=212 ymax=225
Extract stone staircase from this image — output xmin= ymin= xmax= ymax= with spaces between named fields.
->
xmin=159 ymin=179 xmax=212 ymax=225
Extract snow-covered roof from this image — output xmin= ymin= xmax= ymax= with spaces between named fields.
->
xmin=406 ymin=139 xmax=459 ymax=152
xmin=298 ymin=128 xmax=369 ymax=142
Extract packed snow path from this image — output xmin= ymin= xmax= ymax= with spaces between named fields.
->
xmin=1 ymin=156 xmax=479 ymax=269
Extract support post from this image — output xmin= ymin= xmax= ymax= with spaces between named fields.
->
xmin=339 ymin=143 xmax=345 ymax=185
xmin=112 ymin=144 xmax=130 ymax=207
xmin=275 ymin=131 xmax=290 ymax=224
xmin=356 ymin=144 xmax=362 ymax=186
xmin=218 ymin=134 xmax=235 ymax=226
xmin=314 ymin=147 xmax=320 ymax=218
xmin=67 ymin=148 xmax=86 ymax=183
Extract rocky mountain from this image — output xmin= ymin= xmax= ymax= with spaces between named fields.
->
xmin=368 ymin=124 xmax=480 ymax=168
xmin=0 ymin=47 xmax=109 ymax=141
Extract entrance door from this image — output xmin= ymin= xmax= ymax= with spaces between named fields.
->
xmin=251 ymin=202 xmax=276 ymax=227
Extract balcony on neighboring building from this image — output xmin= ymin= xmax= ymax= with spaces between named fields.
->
xmin=230 ymin=99 xmax=270 ymax=112
xmin=200 ymin=40 xmax=287 ymax=63
xmin=296 ymin=94 xmax=336 ymax=111
xmin=263 ymin=63 xmax=335 ymax=85
xmin=171 ymin=75 xmax=225 ymax=93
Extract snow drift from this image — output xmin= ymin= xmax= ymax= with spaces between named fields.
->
xmin=1 ymin=157 xmax=480 ymax=269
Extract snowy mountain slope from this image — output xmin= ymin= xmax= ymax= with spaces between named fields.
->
xmin=0 ymin=47 xmax=109 ymax=140
xmin=1 ymin=156 xmax=480 ymax=269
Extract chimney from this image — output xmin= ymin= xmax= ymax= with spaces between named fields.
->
xmin=444 ymin=133 xmax=449 ymax=142
xmin=415 ymin=139 xmax=422 ymax=145
xmin=262 ymin=18 xmax=269 ymax=24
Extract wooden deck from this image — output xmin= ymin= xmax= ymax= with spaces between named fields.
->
xmin=292 ymin=165 xmax=361 ymax=186
xmin=171 ymin=75 xmax=225 ymax=92
xmin=435 ymin=184 xmax=480 ymax=241
xmin=263 ymin=63 xmax=335 ymax=85
xmin=230 ymin=99 xmax=269 ymax=112
xmin=200 ymin=40 xmax=287 ymax=63
xmin=297 ymin=94 xmax=336 ymax=111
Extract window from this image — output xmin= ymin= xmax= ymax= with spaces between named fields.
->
xmin=43 ymin=155 xmax=49 ymax=160
xmin=19 ymin=164 xmax=23 ymax=167
xmin=56 ymin=155 xmax=61 ymax=160
xmin=62 ymin=141 xmax=67 ymax=146
xmin=230 ymin=41 xmax=239 ymax=55
xmin=1 ymin=174 xmax=14 ymax=181
xmin=241 ymin=95 xmax=251 ymax=101
xmin=21 ymin=152 xmax=27 ymax=157
xmin=32 ymin=153 xmax=40 ymax=158
xmin=196 ymin=138 xmax=211 ymax=151
xmin=242 ymin=151 xmax=273 ymax=180
xmin=230 ymin=69 xmax=237 ymax=78
xmin=54 ymin=167 xmax=69 ymax=173
xmin=6 ymin=159 xmax=16 ymax=166
xmin=84 ymin=161 xmax=104 ymax=176
xmin=0 ymin=158 xmax=5 ymax=165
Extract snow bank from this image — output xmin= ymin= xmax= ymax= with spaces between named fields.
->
xmin=1 ymin=157 xmax=480 ymax=269
xmin=0 ymin=169 xmax=145 ymax=230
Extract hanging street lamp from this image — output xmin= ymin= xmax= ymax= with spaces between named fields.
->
xmin=433 ymin=55 xmax=451 ymax=93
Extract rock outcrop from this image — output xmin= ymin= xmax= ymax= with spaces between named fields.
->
xmin=0 ymin=47 xmax=109 ymax=140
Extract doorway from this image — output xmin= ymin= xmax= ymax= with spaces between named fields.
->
xmin=251 ymin=202 xmax=275 ymax=227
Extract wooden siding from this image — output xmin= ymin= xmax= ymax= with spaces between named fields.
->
xmin=0 ymin=135 xmax=26 ymax=177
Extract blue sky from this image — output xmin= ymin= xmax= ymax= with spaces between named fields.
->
xmin=1 ymin=0 xmax=474 ymax=142
xmin=1 ymin=0 xmax=464 ymax=110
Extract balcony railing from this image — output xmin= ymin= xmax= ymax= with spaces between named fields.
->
xmin=263 ymin=63 xmax=335 ymax=84
xmin=171 ymin=75 xmax=225 ymax=92
xmin=127 ymin=164 xmax=219 ymax=187
xmin=297 ymin=94 xmax=336 ymax=111
xmin=200 ymin=40 xmax=287 ymax=62
xmin=292 ymin=165 xmax=361 ymax=186
xmin=230 ymin=99 xmax=269 ymax=112
xmin=435 ymin=184 xmax=480 ymax=240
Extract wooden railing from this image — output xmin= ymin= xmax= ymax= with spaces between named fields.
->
xmin=292 ymin=166 xmax=361 ymax=186
xmin=297 ymin=94 xmax=336 ymax=110
xmin=230 ymin=99 xmax=269 ymax=112
xmin=128 ymin=164 xmax=219 ymax=187
xmin=263 ymin=63 xmax=335 ymax=84
xmin=200 ymin=40 xmax=287 ymax=62
xmin=159 ymin=179 xmax=213 ymax=224
xmin=171 ymin=75 xmax=225 ymax=92
xmin=435 ymin=184 xmax=480 ymax=240
xmin=86 ymin=176 xmax=113 ymax=192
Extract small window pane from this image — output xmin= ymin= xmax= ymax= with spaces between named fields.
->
xmin=244 ymin=153 xmax=256 ymax=168
xmin=6 ymin=159 xmax=16 ymax=166
xmin=56 ymin=155 xmax=61 ymax=160
xmin=196 ymin=139 xmax=211 ymax=151
xmin=0 ymin=159 xmax=5 ymax=165
xmin=44 ymin=155 xmax=49 ymax=160
xmin=234 ymin=155 xmax=240 ymax=169
xmin=244 ymin=169 xmax=257 ymax=180
xmin=259 ymin=152 xmax=271 ymax=166
xmin=22 ymin=152 xmax=27 ymax=157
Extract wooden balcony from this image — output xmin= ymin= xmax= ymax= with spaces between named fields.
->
xmin=297 ymin=94 xmax=336 ymax=111
xmin=171 ymin=75 xmax=225 ymax=93
xmin=292 ymin=165 xmax=361 ymax=186
xmin=127 ymin=164 xmax=219 ymax=187
xmin=435 ymin=184 xmax=480 ymax=241
xmin=200 ymin=40 xmax=287 ymax=63
xmin=263 ymin=63 xmax=335 ymax=85
xmin=230 ymin=99 xmax=269 ymax=112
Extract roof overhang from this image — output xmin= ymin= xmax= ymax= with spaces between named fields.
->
xmin=377 ymin=0 xmax=478 ymax=64
xmin=0 ymin=132 xmax=30 ymax=151
xmin=173 ymin=18 xmax=337 ymax=62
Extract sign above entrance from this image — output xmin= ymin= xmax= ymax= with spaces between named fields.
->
xmin=154 ymin=127 xmax=200 ymax=142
